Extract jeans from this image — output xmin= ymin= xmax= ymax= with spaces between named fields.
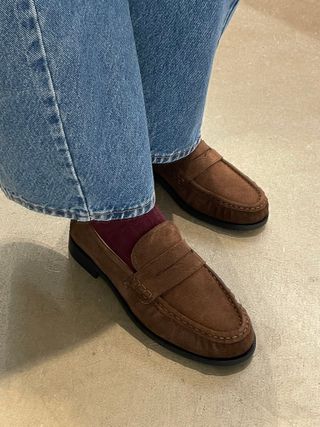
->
xmin=0 ymin=0 xmax=239 ymax=221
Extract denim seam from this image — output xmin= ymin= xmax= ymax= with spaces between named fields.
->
xmin=16 ymin=0 xmax=91 ymax=218
xmin=0 ymin=183 xmax=156 ymax=221
xmin=151 ymin=135 xmax=202 ymax=164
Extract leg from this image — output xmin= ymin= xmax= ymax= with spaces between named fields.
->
xmin=1 ymin=1 xmax=256 ymax=365
xmin=130 ymin=0 xmax=269 ymax=229
xmin=0 ymin=0 xmax=154 ymax=221
xmin=129 ymin=0 xmax=239 ymax=161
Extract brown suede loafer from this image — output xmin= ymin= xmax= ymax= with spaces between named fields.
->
xmin=153 ymin=140 xmax=269 ymax=230
xmin=69 ymin=220 xmax=255 ymax=365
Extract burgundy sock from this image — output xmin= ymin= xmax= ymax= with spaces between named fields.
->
xmin=92 ymin=206 xmax=166 ymax=270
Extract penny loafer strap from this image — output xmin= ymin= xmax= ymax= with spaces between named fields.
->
xmin=182 ymin=147 xmax=222 ymax=181
xmin=124 ymin=240 xmax=205 ymax=304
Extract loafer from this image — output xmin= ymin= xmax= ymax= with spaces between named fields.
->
xmin=153 ymin=140 xmax=269 ymax=230
xmin=69 ymin=220 xmax=255 ymax=365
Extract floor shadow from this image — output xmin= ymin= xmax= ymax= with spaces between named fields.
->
xmin=0 ymin=240 xmax=254 ymax=377
xmin=244 ymin=0 xmax=320 ymax=39
xmin=0 ymin=241 xmax=115 ymax=376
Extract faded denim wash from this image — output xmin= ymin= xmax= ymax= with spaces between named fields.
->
xmin=0 ymin=0 xmax=239 ymax=221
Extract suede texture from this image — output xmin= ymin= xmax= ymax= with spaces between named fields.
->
xmin=70 ymin=220 xmax=254 ymax=359
xmin=153 ymin=140 xmax=269 ymax=225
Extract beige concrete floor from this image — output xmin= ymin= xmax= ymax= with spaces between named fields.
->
xmin=1 ymin=1 xmax=319 ymax=426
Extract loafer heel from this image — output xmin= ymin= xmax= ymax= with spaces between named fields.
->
xmin=69 ymin=237 xmax=100 ymax=278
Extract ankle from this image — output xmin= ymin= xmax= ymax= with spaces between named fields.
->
xmin=92 ymin=206 xmax=166 ymax=270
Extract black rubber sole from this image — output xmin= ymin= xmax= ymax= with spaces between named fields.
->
xmin=69 ymin=237 xmax=256 ymax=366
xmin=154 ymin=173 xmax=268 ymax=231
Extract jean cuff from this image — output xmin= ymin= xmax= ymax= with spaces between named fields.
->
xmin=151 ymin=135 xmax=202 ymax=164
xmin=0 ymin=183 xmax=156 ymax=222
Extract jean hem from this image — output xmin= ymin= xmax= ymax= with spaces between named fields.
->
xmin=151 ymin=135 xmax=202 ymax=164
xmin=0 ymin=184 xmax=156 ymax=222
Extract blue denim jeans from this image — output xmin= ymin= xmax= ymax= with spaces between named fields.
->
xmin=0 ymin=0 xmax=239 ymax=221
